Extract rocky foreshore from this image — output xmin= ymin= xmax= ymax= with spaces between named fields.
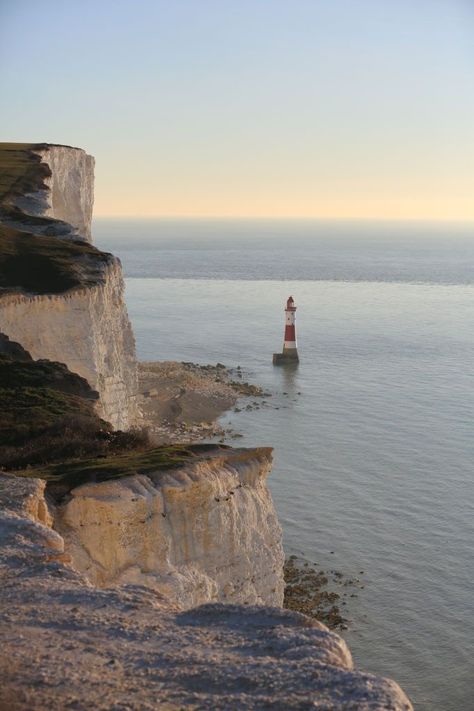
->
xmin=284 ymin=555 xmax=366 ymax=630
xmin=139 ymin=360 xmax=269 ymax=443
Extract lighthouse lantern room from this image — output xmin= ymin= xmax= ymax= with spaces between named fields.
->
xmin=273 ymin=296 xmax=299 ymax=364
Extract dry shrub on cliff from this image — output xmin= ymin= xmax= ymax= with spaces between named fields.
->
xmin=0 ymin=418 xmax=151 ymax=471
xmin=0 ymin=224 xmax=112 ymax=295
xmin=0 ymin=142 xmax=50 ymax=203
xmin=0 ymin=350 xmax=150 ymax=470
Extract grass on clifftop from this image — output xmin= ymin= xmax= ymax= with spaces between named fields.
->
xmin=0 ymin=143 xmax=49 ymax=204
xmin=0 ymin=142 xmax=113 ymax=297
xmin=0 ymin=224 xmax=112 ymax=295
xmin=26 ymin=444 xmax=219 ymax=487
xmin=0 ymin=344 xmax=230 ymax=490
xmin=0 ymin=353 xmax=106 ymax=469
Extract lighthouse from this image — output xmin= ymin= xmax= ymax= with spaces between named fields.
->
xmin=273 ymin=296 xmax=299 ymax=364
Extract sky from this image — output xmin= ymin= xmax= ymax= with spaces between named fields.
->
xmin=1 ymin=0 xmax=473 ymax=220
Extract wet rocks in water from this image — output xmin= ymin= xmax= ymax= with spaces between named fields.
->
xmin=283 ymin=556 xmax=363 ymax=630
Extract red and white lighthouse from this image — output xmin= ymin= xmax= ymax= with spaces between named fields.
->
xmin=273 ymin=296 xmax=299 ymax=364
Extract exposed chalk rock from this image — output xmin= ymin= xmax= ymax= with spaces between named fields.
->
xmin=0 ymin=260 xmax=139 ymax=429
xmin=0 ymin=475 xmax=65 ymax=563
xmin=0 ymin=143 xmax=140 ymax=429
xmin=10 ymin=144 xmax=95 ymax=242
xmin=55 ymin=447 xmax=285 ymax=608
xmin=0 ymin=472 xmax=413 ymax=710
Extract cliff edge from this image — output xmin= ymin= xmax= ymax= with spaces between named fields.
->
xmin=53 ymin=445 xmax=284 ymax=608
xmin=0 ymin=473 xmax=413 ymax=710
xmin=0 ymin=143 xmax=139 ymax=429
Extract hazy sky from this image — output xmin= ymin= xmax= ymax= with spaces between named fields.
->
xmin=1 ymin=0 xmax=473 ymax=220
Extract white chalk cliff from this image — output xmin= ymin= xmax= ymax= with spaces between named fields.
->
xmin=0 ymin=262 xmax=139 ymax=430
xmin=0 ymin=143 xmax=139 ymax=429
xmin=55 ymin=447 xmax=285 ymax=609
xmin=0 ymin=473 xmax=413 ymax=710
xmin=0 ymin=143 xmax=414 ymax=708
xmin=9 ymin=144 xmax=95 ymax=241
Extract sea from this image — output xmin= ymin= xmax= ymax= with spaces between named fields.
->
xmin=94 ymin=218 xmax=474 ymax=711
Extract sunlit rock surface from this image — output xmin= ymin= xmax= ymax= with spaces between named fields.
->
xmin=55 ymin=447 xmax=285 ymax=608
xmin=0 ymin=472 xmax=413 ymax=711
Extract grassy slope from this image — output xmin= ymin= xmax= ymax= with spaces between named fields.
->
xmin=0 ymin=353 xmax=105 ymax=467
xmin=0 ymin=143 xmax=113 ymax=295
xmin=0 ymin=224 xmax=112 ymax=294
xmin=0 ymin=144 xmax=241 ymax=492
xmin=0 ymin=143 xmax=49 ymax=204
xmin=0 ymin=348 xmax=233 ymax=490
xmin=25 ymin=444 xmax=215 ymax=487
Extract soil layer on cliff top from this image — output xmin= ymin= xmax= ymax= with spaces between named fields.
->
xmin=0 ymin=225 xmax=113 ymax=296
xmin=26 ymin=442 xmax=261 ymax=489
xmin=0 ymin=142 xmax=50 ymax=204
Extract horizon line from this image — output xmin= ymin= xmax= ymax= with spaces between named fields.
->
xmin=92 ymin=215 xmax=474 ymax=224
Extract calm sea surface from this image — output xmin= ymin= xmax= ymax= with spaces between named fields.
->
xmin=95 ymin=219 xmax=474 ymax=711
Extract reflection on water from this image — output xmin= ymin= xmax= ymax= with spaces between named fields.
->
xmin=278 ymin=362 xmax=299 ymax=392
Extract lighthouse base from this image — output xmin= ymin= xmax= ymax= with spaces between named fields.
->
xmin=273 ymin=349 xmax=299 ymax=365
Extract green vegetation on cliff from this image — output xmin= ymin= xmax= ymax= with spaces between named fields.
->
xmin=0 ymin=345 xmax=105 ymax=470
xmin=0 ymin=337 xmax=231 ymax=493
xmin=0 ymin=142 xmax=49 ymax=204
xmin=0 ymin=224 xmax=112 ymax=295
xmin=26 ymin=444 xmax=219 ymax=488
xmin=0 ymin=142 xmax=113 ymax=297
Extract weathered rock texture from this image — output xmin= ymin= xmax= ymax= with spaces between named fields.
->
xmin=33 ymin=145 xmax=95 ymax=241
xmin=0 ymin=261 xmax=138 ymax=430
xmin=55 ymin=447 xmax=285 ymax=609
xmin=0 ymin=143 xmax=139 ymax=429
xmin=0 ymin=143 xmax=94 ymax=241
xmin=0 ymin=472 xmax=413 ymax=710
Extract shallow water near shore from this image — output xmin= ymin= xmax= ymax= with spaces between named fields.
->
xmin=96 ymin=220 xmax=474 ymax=711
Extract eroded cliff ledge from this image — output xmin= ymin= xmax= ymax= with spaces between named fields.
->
xmin=0 ymin=339 xmax=285 ymax=609
xmin=0 ymin=473 xmax=413 ymax=710
xmin=0 ymin=142 xmax=94 ymax=240
xmin=0 ymin=143 xmax=139 ymax=429
xmin=53 ymin=446 xmax=284 ymax=608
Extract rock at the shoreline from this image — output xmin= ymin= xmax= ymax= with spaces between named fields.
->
xmin=284 ymin=556 xmax=364 ymax=630
xmin=138 ymin=361 xmax=267 ymax=444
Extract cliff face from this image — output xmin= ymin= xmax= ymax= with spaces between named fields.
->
xmin=0 ymin=261 xmax=138 ymax=430
xmin=0 ymin=472 xmax=413 ymax=711
xmin=0 ymin=143 xmax=139 ymax=429
xmin=0 ymin=143 xmax=94 ymax=241
xmin=32 ymin=145 xmax=95 ymax=242
xmin=55 ymin=447 xmax=284 ymax=608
